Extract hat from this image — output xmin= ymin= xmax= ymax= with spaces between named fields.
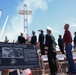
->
xmin=47 ymin=26 xmax=52 ymax=31
xmin=38 ymin=29 xmax=43 ymax=32
xmin=20 ymin=31 xmax=24 ymax=34
xmin=32 ymin=31 xmax=35 ymax=34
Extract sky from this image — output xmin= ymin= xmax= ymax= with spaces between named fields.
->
xmin=0 ymin=0 xmax=76 ymax=43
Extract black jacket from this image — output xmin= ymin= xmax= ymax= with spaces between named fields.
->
xmin=31 ymin=35 xmax=37 ymax=45
xmin=18 ymin=36 xmax=25 ymax=44
xmin=45 ymin=34 xmax=57 ymax=53
xmin=39 ymin=33 xmax=44 ymax=44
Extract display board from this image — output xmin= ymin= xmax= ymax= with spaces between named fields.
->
xmin=0 ymin=42 xmax=39 ymax=69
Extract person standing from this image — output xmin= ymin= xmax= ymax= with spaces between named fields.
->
xmin=63 ymin=24 xmax=76 ymax=74
xmin=58 ymin=34 xmax=64 ymax=54
xmin=45 ymin=26 xmax=57 ymax=75
xmin=4 ymin=36 xmax=9 ymax=43
xmin=74 ymin=32 xmax=76 ymax=50
xmin=31 ymin=31 xmax=37 ymax=45
xmin=38 ymin=29 xmax=45 ymax=55
xmin=18 ymin=33 xmax=25 ymax=44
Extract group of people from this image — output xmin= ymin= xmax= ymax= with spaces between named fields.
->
xmin=58 ymin=30 xmax=76 ymax=55
xmin=44 ymin=24 xmax=76 ymax=75
xmin=18 ymin=27 xmax=57 ymax=75
xmin=31 ymin=24 xmax=76 ymax=75
xmin=31 ymin=26 xmax=58 ymax=75
xmin=17 ymin=24 xmax=76 ymax=75
xmin=47 ymin=24 xmax=76 ymax=75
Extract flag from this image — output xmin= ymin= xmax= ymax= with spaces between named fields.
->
xmin=24 ymin=68 xmax=32 ymax=75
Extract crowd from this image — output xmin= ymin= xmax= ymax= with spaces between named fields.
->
xmin=16 ymin=24 xmax=76 ymax=75
xmin=3 ymin=24 xmax=76 ymax=75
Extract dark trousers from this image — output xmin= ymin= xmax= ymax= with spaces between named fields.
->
xmin=40 ymin=43 xmax=45 ymax=55
xmin=47 ymin=52 xmax=57 ymax=74
xmin=65 ymin=44 xmax=76 ymax=72
xmin=59 ymin=46 xmax=64 ymax=54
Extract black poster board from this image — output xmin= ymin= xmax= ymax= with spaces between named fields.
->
xmin=0 ymin=42 xmax=39 ymax=69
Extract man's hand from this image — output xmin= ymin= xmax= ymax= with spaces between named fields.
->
xmin=63 ymin=43 xmax=66 ymax=47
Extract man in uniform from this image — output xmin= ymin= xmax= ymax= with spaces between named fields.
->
xmin=45 ymin=26 xmax=57 ymax=75
xmin=18 ymin=33 xmax=25 ymax=44
xmin=38 ymin=29 xmax=45 ymax=55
